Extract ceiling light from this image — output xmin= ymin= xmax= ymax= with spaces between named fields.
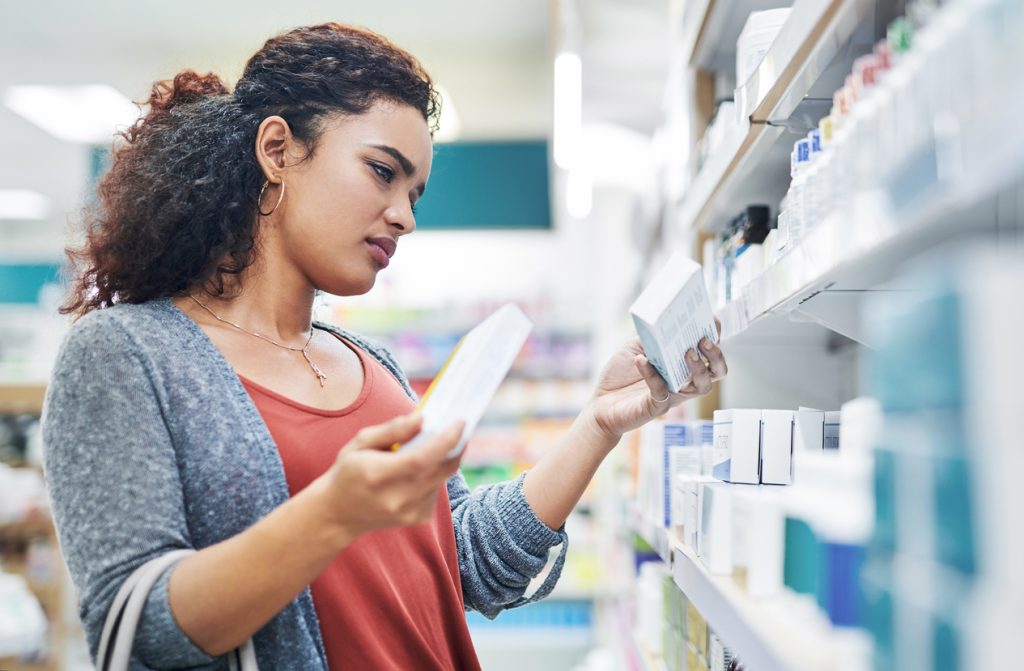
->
xmin=434 ymin=85 xmax=462 ymax=142
xmin=3 ymin=85 xmax=139 ymax=144
xmin=0 ymin=190 xmax=50 ymax=220
xmin=553 ymin=51 xmax=582 ymax=170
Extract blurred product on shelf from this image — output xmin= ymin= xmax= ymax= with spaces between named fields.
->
xmin=735 ymin=9 xmax=792 ymax=89
xmin=864 ymin=251 xmax=1024 ymax=671
xmin=696 ymin=101 xmax=740 ymax=174
xmin=0 ymin=464 xmax=47 ymax=524
xmin=0 ymin=570 xmax=48 ymax=659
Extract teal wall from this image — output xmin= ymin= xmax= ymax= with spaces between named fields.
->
xmin=415 ymin=140 xmax=551 ymax=230
xmin=0 ymin=264 xmax=62 ymax=304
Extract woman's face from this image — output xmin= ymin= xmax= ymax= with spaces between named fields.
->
xmin=270 ymin=99 xmax=433 ymax=296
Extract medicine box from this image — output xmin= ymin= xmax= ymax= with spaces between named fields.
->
xmin=630 ymin=251 xmax=719 ymax=393
xmin=760 ymin=409 xmax=794 ymax=485
xmin=712 ymin=409 xmax=761 ymax=484
xmin=794 ymin=409 xmax=824 ymax=454
xmin=699 ymin=482 xmax=734 ymax=575
xmin=824 ymin=411 xmax=841 ymax=450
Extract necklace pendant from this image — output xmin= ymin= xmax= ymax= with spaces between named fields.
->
xmin=311 ymin=363 xmax=327 ymax=388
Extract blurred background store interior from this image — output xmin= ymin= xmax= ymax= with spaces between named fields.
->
xmin=1 ymin=0 xmax=1021 ymax=669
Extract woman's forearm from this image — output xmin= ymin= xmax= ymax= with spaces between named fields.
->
xmin=522 ymin=409 xmax=619 ymax=530
xmin=168 ymin=476 xmax=354 ymax=655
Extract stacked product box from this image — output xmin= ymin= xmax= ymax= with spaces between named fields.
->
xmin=638 ymin=420 xmax=713 ymax=531
xmin=864 ymin=254 xmax=1023 ymax=671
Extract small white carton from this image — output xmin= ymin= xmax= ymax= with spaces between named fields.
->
xmin=699 ymin=482 xmax=734 ymax=575
xmin=630 ymin=251 xmax=719 ymax=393
xmin=712 ymin=409 xmax=761 ymax=484
xmin=760 ymin=409 xmax=794 ymax=485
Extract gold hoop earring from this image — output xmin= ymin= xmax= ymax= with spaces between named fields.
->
xmin=258 ymin=179 xmax=285 ymax=217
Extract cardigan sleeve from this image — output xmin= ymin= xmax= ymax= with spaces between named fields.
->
xmin=42 ymin=312 xmax=216 ymax=669
xmin=446 ymin=471 xmax=569 ymax=618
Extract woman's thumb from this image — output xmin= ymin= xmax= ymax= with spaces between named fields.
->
xmin=346 ymin=412 xmax=423 ymax=452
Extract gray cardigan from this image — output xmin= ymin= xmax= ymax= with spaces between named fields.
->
xmin=41 ymin=298 xmax=568 ymax=670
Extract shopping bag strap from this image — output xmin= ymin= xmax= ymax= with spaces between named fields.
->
xmin=96 ymin=549 xmax=257 ymax=670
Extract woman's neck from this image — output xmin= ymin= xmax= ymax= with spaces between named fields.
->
xmin=185 ymin=262 xmax=318 ymax=346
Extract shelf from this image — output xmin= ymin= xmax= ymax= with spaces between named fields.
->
xmin=717 ymin=85 xmax=1024 ymax=348
xmin=633 ymin=632 xmax=669 ymax=671
xmin=670 ymin=540 xmax=869 ymax=671
xmin=0 ymin=513 xmax=54 ymax=540
xmin=629 ymin=508 xmax=672 ymax=566
xmin=0 ymin=383 xmax=46 ymax=414
xmin=675 ymin=0 xmax=887 ymax=234
xmin=681 ymin=0 xmax=793 ymax=73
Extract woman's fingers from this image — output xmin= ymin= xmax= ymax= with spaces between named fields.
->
xmin=687 ymin=349 xmax=713 ymax=394
xmin=634 ymin=354 xmax=672 ymax=405
xmin=699 ymin=337 xmax=728 ymax=380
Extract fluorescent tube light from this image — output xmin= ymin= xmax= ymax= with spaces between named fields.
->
xmin=0 ymin=190 xmax=50 ymax=220
xmin=553 ymin=51 xmax=582 ymax=170
xmin=3 ymin=85 xmax=139 ymax=144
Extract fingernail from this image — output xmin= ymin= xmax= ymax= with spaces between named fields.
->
xmin=688 ymin=350 xmax=699 ymax=362
xmin=700 ymin=338 xmax=711 ymax=350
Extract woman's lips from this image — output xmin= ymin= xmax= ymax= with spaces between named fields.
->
xmin=366 ymin=238 xmax=396 ymax=268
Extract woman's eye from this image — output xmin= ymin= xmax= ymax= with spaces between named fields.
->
xmin=371 ymin=163 xmax=394 ymax=183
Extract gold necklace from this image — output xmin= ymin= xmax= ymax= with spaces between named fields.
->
xmin=188 ymin=295 xmax=327 ymax=388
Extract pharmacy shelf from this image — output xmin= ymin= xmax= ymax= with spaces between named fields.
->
xmin=0 ymin=383 xmax=46 ymax=414
xmin=717 ymin=87 xmax=1024 ymax=348
xmin=633 ymin=632 xmax=669 ymax=671
xmin=680 ymin=0 xmax=793 ymax=73
xmin=629 ymin=509 xmax=867 ymax=671
xmin=669 ymin=540 xmax=868 ymax=671
xmin=675 ymin=0 xmax=885 ymax=234
xmin=629 ymin=507 xmax=672 ymax=566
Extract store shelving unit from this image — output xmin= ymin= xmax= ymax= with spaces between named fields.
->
xmin=626 ymin=0 xmax=1024 ymax=669
xmin=717 ymin=74 xmax=1024 ymax=348
xmin=675 ymin=0 xmax=889 ymax=236
xmin=0 ymin=383 xmax=46 ymax=415
xmin=631 ymin=515 xmax=866 ymax=671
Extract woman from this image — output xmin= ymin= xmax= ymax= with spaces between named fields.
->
xmin=42 ymin=23 xmax=727 ymax=670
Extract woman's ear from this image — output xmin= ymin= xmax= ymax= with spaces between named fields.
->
xmin=254 ymin=116 xmax=292 ymax=183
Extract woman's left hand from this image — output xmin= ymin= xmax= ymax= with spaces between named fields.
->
xmin=586 ymin=322 xmax=728 ymax=442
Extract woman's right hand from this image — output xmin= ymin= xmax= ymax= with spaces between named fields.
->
xmin=320 ymin=413 xmax=464 ymax=539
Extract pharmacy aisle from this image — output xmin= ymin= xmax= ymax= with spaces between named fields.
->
xmin=603 ymin=0 xmax=1024 ymax=669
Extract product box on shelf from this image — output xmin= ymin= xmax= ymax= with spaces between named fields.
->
xmin=794 ymin=408 xmax=825 ymax=454
xmin=760 ymin=409 xmax=794 ymax=485
xmin=699 ymin=482 xmax=734 ymax=575
xmin=731 ymin=486 xmax=785 ymax=598
xmin=675 ymin=472 xmax=715 ymax=553
xmin=711 ymin=409 xmax=761 ymax=484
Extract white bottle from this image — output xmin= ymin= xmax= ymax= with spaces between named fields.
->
xmin=788 ymin=139 xmax=811 ymax=246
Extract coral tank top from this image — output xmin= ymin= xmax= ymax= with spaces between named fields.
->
xmin=240 ymin=334 xmax=481 ymax=670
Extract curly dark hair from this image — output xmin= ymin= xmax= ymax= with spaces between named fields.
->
xmin=63 ymin=23 xmax=440 ymax=317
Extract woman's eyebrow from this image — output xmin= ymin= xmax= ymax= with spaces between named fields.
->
xmin=368 ymin=143 xmax=426 ymax=197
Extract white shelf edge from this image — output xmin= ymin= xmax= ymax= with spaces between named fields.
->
xmin=669 ymin=539 xmax=857 ymax=671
